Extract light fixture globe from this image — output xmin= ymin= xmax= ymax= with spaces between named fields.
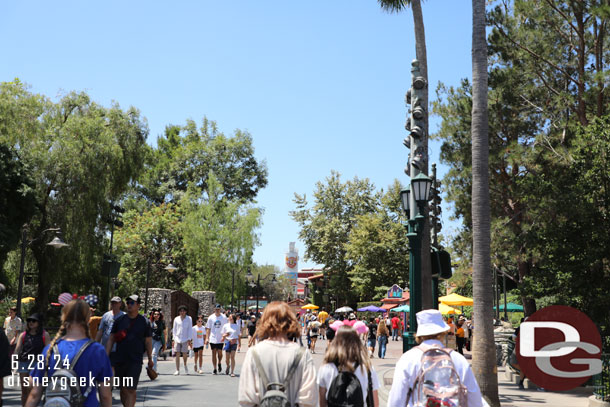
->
xmin=47 ymin=236 xmax=69 ymax=249
xmin=164 ymin=263 xmax=178 ymax=272
xmin=411 ymin=172 xmax=433 ymax=204
xmin=400 ymin=186 xmax=411 ymax=215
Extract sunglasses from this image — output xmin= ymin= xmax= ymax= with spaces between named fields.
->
xmin=27 ymin=320 xmax=38 ymax=323
xmin=126 ymin=300 xmax=136 ymax=305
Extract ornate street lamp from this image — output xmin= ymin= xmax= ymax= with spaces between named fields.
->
xmin=18 ymin=226 xmax=69 ymax=317
xmin=144 ymin=260 xmax=178 ymax=314
xmin=401 ymin=172 xmax=433 ymax=352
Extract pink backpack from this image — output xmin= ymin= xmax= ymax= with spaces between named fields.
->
xmin=408 ymin=344 xmax=468 ymax=407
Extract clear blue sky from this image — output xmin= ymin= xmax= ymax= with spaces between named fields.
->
xmin=0 ymin=1 xmax=472 ymax=270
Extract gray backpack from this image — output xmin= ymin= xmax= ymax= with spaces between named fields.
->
xmin=43 ymin=340 xmax=95 ymax=407
xmin=251 ymin=346 xmax=305 ymax=407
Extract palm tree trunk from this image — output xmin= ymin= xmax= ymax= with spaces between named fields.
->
xmin=471 ymin=0 xmax=500 ymax=405
xmin=410 ymin=0 xmax=433 ymax=310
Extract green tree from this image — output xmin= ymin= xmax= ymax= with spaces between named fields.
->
xmin=291 ymin=171 xmax=378 ymax=306
xmin=471 ymin=0 xmax=500 ymax=404
xmin=0 ymin=80 xmax=148 ymax=312
xmin=112 ymin=203 xmax=186 ymax=298
xmin=0 ymin=143 xmax=37 ymax=284
xmin=181 ymin=174 xmax=262 ymax=304
xmin=138 ymin=118 xmax=268 ymax=205
xmin=345 ymin=180 xmax=409 ymax=300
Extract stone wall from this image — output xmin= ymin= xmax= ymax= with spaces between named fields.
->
xmin=139 ymin=288 xmax=172 ymax=320
xmin=192 ymin=291 xmax=216 ymax=317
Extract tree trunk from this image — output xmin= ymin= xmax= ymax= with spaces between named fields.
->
xmin=410 ymin=0 xmax=433 ymax=309
xmin=518 ymin=259 xmax=536 ymax=316
xmin=471 ymin=0 xmax=500 ymax=405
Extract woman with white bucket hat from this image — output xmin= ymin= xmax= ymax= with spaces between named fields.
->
xmin=387 ymin=309 xmax=486 ymax=407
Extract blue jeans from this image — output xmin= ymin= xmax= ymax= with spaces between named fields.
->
xmin=152 ymin=339 xmax=163 ymax=371
xmin=392 ymin=328 xmax=399 ymax=341
xmin=378 ymin=335 xmax=388 ymax=359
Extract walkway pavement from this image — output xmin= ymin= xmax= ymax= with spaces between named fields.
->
xmin=2 ymin=335 xmax=595 ymax=406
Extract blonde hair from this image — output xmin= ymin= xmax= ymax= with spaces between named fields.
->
xmin=323 ymin=325 xmax=371 ymax=373
xmin=415 ymin=330 xmax=448 ymax=344
xmin=255 ymin=301 xmax=300 ymax=340
xmin=46 ymin=299 xmax=91 ymax=364
xmin=377 ymin=320 xmax=389 ymax=336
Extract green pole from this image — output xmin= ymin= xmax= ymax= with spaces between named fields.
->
xmin=403 ymin=214 xmax=425 ymax=352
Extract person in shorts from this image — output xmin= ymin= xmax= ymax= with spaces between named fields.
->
xmin=106 ymin=294 xmax=153 ymax=407
xmin=172 ymin=305 xmax=192 ymax=375
xmin=205 ymin=304 xmax=227 ymax=374
xmin=220 ymin=314 xmax=239 ymax=376
xmin=247 ymin=315 xmax=257 ymax=347
xmin=14 ymin=313 xmax=50 ymax=405
xmin=192 ymin=315 xmax=205 ymax=374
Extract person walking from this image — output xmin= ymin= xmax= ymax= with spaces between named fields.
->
xmin=26 ymin=299 xmax=113 ymax=407
xmin=238 ymin=301 xmax=317 ymax=407
xmin=206 ymin=304 xmax=228 ymax=375
xmin=105 ymin=294 xmax=153 ymax=407
xmin=192 ymin=315 xmax=206 ymax=374
xmin=235 ymin=313 xmax=243 ymax=352
xmin=366 ymin=317 xmax=377 ymax=358
xmin=376 ymin=319 xmax=389 ymax=359
xmin=390 ymin=314 xmax=400 ymax=341
xmin=4 ymin=307 xmax=22 ymax=355
xmin=149 ymin=308 xmax=166 ymax=373
xmin=456 ymin=318 xmax=466 ymax=355
xmin=247 ymin=315 xmax=257 ymax=347
xmin=318 ymin=325 xmax=380 ymax=407
xmin=172 ymin=305 xmax=193 ymax=375
xmin=95 ymin=296 xmax=125 ymax=365
xmin=387 ymin=309 xmax=484 ymax=407
xmin=221 ymin=314 xmax=240 ymax=377
xmin=307 ymin=316 xmax=320 ymax=354
xmin=14 ymin=313 xmax=50 ymax=406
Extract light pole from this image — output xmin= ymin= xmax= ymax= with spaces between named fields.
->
xmin=18 ymin=225 xmax=69 ymax=317
xmin=144 ymin=261 xmax=177 ymax=315
xmin=400 ymin=173 xmax=433 ymax=352
xmin=246 ymin=269 xmax=277 ymax=313
xmin=231 ymin=268 xmax=235 ymax=312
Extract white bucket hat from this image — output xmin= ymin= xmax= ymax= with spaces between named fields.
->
xmin=416 ymin=309 xmax=450 ymax=337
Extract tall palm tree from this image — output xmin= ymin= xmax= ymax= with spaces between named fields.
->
xmin=378 ymin=0 xmax=433 ymax=309
xmin=471 ymin=0 xmax=500 ymax=405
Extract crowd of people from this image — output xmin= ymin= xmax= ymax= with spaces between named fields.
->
xmin=0 ymin=297 xmax=487 ymax=407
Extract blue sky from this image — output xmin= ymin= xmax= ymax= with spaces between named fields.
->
xmin=0 ymin=1 xmax=472 ymax=270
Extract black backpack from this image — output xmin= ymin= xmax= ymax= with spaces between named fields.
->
xmin=326 ymin=364 xmax=373 ymax=407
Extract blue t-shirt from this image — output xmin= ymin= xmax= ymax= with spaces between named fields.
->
xmin=31 ymin=338 xmax=113 ymax=407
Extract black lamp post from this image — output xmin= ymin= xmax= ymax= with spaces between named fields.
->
xmin=18 ymin=225 xmax=69 ymax=317
xmin=400 ymin=173 xmax=433 ymax=352
xmin=246 ymin=269 xmax=277 ymax=313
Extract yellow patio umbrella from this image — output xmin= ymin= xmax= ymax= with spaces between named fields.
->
xmin=301 ymin=304 xmax=319 ymax=310
xmin=439 ymin=303 xmax=462 ymax=315
xmin=12 ymin=297 xmax=36 ymax=304
xmin=438 ymin=293 xmax=473 ymax=306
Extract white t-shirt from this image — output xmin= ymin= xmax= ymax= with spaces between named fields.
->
xmin=318 ymin=363 xmax=380 ymax=402
xmin=206 ymin=313 xmax=228 ymax=344
xmin=221 ymin=323 xmax=240 ymax=342
xmin=192 ymin=325 xmax=206 ymax=348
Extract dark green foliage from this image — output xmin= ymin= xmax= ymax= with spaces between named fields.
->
xmin=0 ymin=143 xmax=37 ymax=283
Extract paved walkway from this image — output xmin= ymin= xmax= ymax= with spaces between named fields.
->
xmin=2 ymin=335 xmax=595 ymax=406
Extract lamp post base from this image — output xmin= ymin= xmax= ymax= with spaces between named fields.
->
xmin=402 ymin=331 xmax=417 ymax=353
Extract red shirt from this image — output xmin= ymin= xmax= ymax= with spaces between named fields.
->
xmin=391 ymin=316 xmax=400 ymax=329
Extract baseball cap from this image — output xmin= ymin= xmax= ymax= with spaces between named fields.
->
xmin=110 ymin=296 xmax=122 ymax=303
xmin=215 ymin=303 xmax=222 ymax=309
xmin=127 ymin=294 xmax=141 ymax=304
